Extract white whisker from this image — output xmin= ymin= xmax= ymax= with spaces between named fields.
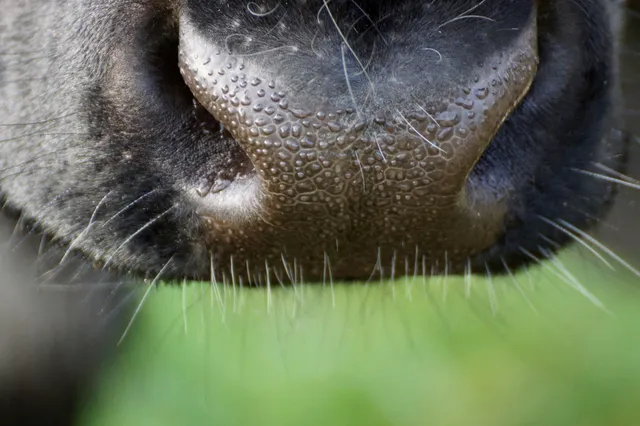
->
xmin=484 ymin=262 xmax=498 ymax=315
xmin=538 ymin=216 xmax=615 ymax=271
xmin=182 ymin=278 xmax=188 ymax=335
xmin=557 ymin=218 xmax=640 ymax=278
xmin=60 ymin=190 xmax=112 ymax=265
xmin=397 ymin=111 xmax=444 ymax=153
xmin=118 ymin=255 xmax=174 ymax=346
xmin=103 ymin=205 xmax=177 ymax=269
xmin=501 ymin=257 xmax=537 ymax=313
xmin=572 ymin=168 xmax=640 ymax=191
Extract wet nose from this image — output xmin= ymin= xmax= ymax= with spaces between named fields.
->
xmin=179 ymin=19 xmax=537 ymax=202
xmin=176 ymin=8 xmax=538 ymax=279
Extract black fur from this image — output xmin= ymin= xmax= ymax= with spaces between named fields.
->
xmin=0 ymin=0 xmax=627 ymax=280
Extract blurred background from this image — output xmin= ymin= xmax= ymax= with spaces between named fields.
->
xmin=1 ymin=2 xmax=640 ymax=426
xmin=598 ymin=0 xmax=640 ymax=261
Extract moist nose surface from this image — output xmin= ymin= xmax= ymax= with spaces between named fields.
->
xmin=177 ymin=10 xmax=538 ymax=279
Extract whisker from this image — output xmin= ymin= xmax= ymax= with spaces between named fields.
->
xmin=442 ymin=251 xmax=449 ymax=303
xmin=324 ymin=251 xmax=335 ymax=308
xmin=118 ymin=255 xmax=175 ymax=345
xmin=520 ymin=247 xmax=609 ymax=313
xmin=484 ymin=262 xmax=498 ymax=315
xmin=103 ymin=205 xmax=177 ymax=269
xmin=320 ymin=0 xmax=375 ymax=107
xmin=340 ymin=43 xmax=361 ymax=116
xmin=501 ymin=257 xmax=537 ymax=313
xmin=437 ymin=0 xmax=495 ymax=29
xmin=422 ymin=47 xmax=443 ymax=63
xmin=354 ymin=150 xmax=366 ymax=193
xmin=556 ymin=219 xmax=640 ymax=278
xmin=404 ymin=254 xmax=413 ymax=301
xmin=464 ymin=257 xmax=472 ymax=299
xmin=210 ymin=254 xmax=226 ymax=320
xmin=593 ymin=162 xmax=640 ymax=184
xmin=572 ymin=168 xmax=640 ymax=191
xmin=373 ymin=134 xmax=387 ymax=163
xmin=365 ymin=246 xmax=383 ymax=283
xmin=397 ymin=111 xmax=444 ymax=153
xmin=182 ymin=278 xmax=189 ymax=335
xmin=281 ymin=253 xmax=294 ymax=283
xmin=422 ymin=255 xmax=427 ymax=293
xmin=246 ymin=1 xmax=280 ymax=17
xmin=265 ymin=259 xmax=272 ymax=313
xmin=539 ymin=247 xmax=610 ymax=314
xmin=349 ymin=0 xmax=388 ymax=44
xmin=0 ymin=110 xmax=84 ymax=128
xmin=230 ymin=255 xmax=237 ymax=313
xmin=390 ymin=249 xmax=397 ymax=300
xmin=537 ymin=216 xmax=615 ymax=271
xmin=101 ymin=190 xmax=160 ymax=227
xmin=60 ymin=191 xmax=113 ymax=265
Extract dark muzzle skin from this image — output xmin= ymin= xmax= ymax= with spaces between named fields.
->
xmin=177 ymin=0 xmax=538 ymax=280
xmin=0 ymin=0 xmax=624 ymax=285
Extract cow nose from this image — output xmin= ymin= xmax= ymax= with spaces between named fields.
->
xmin=176 ymin=9 xmax=538 ymax=279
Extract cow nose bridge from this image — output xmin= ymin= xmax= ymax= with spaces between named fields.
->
xmin=177 ymin=12 xmax=538 ymax=222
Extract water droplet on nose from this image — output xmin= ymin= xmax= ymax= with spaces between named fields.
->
xmin=475 ymin=87 xmax=489 ymax=100
xmin=255 ymin=117 xmax=269 ymax=127
xmin=279 ymin=125 xmax=292 ymax=138
xmin=290 ymin=108 xmax=312 ymax=119
xmin=261 ymin=124 xmax=276 ymax=135
xmin=436 ymin=128 xmax=453 ymax=141
xmin=284 ymin=139 xmax=299 ymax=151
xmin=436 ymin=110 xmax=460 ymax=127
xmin=454 ymin=98 xmax=474 ymax=110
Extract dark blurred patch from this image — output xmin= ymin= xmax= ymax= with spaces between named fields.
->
xmin=0 ymin=211 xmax=134 ymax=426
xmin=594 ymin=1 xmax=640 ymax=261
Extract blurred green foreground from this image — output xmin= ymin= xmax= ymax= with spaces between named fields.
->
xmin=80 ymin=250 xmax=640 ymax=426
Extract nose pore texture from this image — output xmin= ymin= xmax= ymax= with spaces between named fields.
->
xmin=177 ymin=10 xmax=538 ymax=267
xmin=179 ymin=19 xmax=537 ymax=193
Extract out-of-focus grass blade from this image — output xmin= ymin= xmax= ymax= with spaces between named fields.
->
xmin=80 ymin=249 xmax=640 ymax=426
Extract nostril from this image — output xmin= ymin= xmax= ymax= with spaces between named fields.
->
xmin=191 ymin=99 xmax=255 ymax=197
xmin=186 ymin=96 xmax=258 ymax=220
xmin=133 ymin=12 xmax=261 ymax=224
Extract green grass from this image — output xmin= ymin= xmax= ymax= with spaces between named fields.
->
xmin=80 ymin=249 xmax=640 ymax=426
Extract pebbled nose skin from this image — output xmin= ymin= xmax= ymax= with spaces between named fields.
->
xmin=177 ymin=1 xmax=538 ymax=280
